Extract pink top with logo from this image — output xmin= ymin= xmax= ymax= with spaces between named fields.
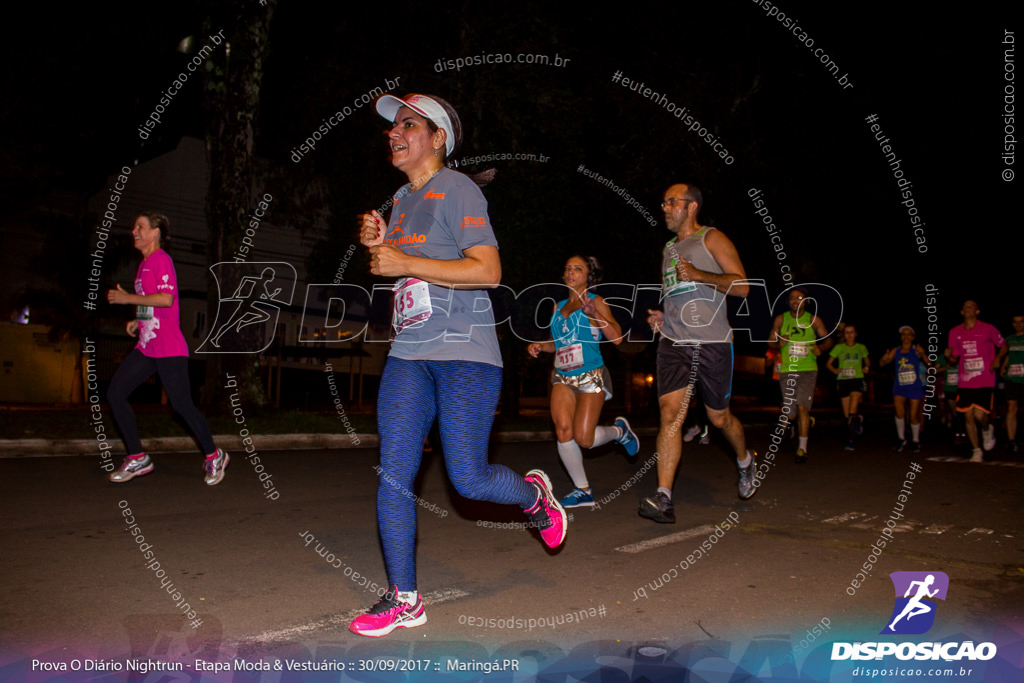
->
xmin=948 ymin=320 xmax=1005 ymax=389
xmin=134 ymin=249 xmax=189 ymax=358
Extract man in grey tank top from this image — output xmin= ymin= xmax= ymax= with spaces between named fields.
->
xmin=640 ymin=184 xmax=758 ymax=524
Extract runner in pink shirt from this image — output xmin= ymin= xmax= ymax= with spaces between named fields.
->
xmin=106 ymin=212 xmax=229 ymax=484
xmin=946 ymin=300 xmax=1007 ymax=462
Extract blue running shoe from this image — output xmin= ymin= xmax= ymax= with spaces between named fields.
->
xmin=559 ymin=488 xmax=595 ymax=508
xmin=614 ymin=417 xmax=639 ymax=456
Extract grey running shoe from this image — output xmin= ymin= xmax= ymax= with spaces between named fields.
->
xmin=639 ymin=491 xmax=675 ymax=523
xmin=737 ymin=451 xmax=758 ymax=500
xmin=203 ymin=449 xmax=230 ymax=486
xmin=683 ymin=425 xmax=702 ymax=443
xmin=109 ymin=454 xmax=154 ymax=483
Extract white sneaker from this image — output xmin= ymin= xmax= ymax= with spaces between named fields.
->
xmin=683 ymin=425 xmax=702 ymax=443
xmin=969 ymin=449 xmax=984 ymax=463
xmin=982 ymin=426 xmax=996 ymax=451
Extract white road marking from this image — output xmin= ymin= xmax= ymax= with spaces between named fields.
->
xmin=615 ymin=524 xmax=718 ymax=554
xmin=823 ymin=512 xmax=866 ymax=524
xmin=926 ymin=456 xmax=1024 ymax=468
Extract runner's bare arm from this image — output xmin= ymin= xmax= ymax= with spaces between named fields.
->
xmin=587 ymin=295 xmax=624 ymax=344
xmin=679 ymin=229 xmax=749 ymax=297
xmin=767 ymin=314 xmax=784 ymax=349
xmin=812 ymin=316 xmax=834 ymax=353
xmin=107 ymin=285 xmax=173 ymax=308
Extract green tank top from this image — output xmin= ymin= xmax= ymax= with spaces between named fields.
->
xmin=780 ymin=311 xmax=818 ymax=373
xmin=829 ymin=342 xmax=869 ymax=379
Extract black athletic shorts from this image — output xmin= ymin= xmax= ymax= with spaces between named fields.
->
xmin=956 ymin=387 xmax=993 ymax=413
xmin=657 ymin=338 xmax=733 ymax=411
xmin=836 ymin=378 xmax=866 ymax=398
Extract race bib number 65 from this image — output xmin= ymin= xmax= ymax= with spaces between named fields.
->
xmin=393 ymin=278 xmax=432 ymax=333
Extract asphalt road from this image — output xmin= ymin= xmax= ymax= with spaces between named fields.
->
xmin=2 ymin=420 xmax=1022 ymax=681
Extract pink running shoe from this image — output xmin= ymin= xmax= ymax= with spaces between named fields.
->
xmin=523 ymin=469 xmax=567 ymax=548
xmin=348 ymin=586 xmax=427 ymax=637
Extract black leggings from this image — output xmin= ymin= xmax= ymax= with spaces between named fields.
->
xmin=107 ymin=350 xmax=216 ymax=456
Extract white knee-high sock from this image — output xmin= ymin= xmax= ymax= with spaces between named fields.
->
xmin=557 ymin=440 xmax=589 ymax=489
xmin=591 ymin=425 xmax=618 ymax=448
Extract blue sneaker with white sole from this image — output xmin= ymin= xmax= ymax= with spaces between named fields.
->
xmin=614 ymin=417 xmax=639 ymax=456
xmin=559 ymin=488 xmax=595 ymax=508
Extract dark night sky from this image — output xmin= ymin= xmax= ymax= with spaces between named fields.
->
xmin=2 ymin=1 xmax=1017 ymax=356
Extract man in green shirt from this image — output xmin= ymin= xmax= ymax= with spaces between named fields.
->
xmin=769 ymin=288 xmax=833 ymax=463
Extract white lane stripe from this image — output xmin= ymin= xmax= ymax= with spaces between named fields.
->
xmin=235 ymin=587 xmax=470 ymax=645
xmin=615 ymin=524 xmax=717 ymax=554
xmin=926 ymin=456 xmax=1024 ymax=468
xmin=823 ymin=512 xmax=866 ymax=524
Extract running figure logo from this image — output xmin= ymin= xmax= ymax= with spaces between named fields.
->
xmin=881 ymin=571 xmax=949 ymax=635
xmin=198 ymin=262 xmax=296 ymax=354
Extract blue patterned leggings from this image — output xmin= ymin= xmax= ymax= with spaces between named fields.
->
xmin=376 ymin=357 xmax=538 ymax=591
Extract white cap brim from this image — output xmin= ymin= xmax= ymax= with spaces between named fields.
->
xmin=376 ymin=94 xmax=455 ymax=156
